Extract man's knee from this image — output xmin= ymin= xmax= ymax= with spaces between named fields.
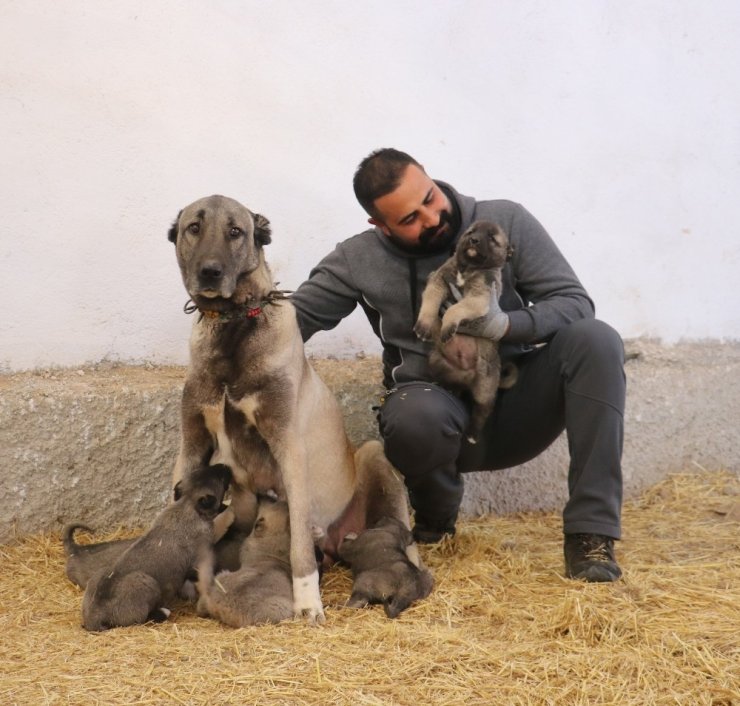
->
xmin=554 ymin=319 xmax=625 ymax=409
xmin=379 ymin=385 xmax=466 ymax=470
xmin=557 ymin=319 xmax=624 ymax=369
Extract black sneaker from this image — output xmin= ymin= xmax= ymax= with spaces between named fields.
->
xmin=564 ymin=533 xmax=622 ymax=582
xmin=412 ymin=524 xmax=456 ymax=544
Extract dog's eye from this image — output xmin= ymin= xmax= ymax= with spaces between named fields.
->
xmin=187 ymin=223 xmax=200 ymax=235
xmin=229 ymin=227 xmax=243 ymax=239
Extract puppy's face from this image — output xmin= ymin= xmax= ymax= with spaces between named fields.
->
xmin=173 ymin=464 xmax=232 ymax=519
xmin=167 ymin=195 xmax=272 ymax=308
xmin=251 ymin=500 xmax=290 ymax=540
xmin=456 ymin=221 xmax=512 ymax=270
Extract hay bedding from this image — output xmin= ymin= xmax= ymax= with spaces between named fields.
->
xmin=1 ymin=471 xmax=738 ymax=706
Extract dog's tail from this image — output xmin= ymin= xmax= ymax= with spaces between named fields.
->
xmin=62 ymin=523 xmax=95 ymax=556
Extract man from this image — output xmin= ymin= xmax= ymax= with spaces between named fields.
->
xmin=291 ymin=148 xmax=625 ymax=582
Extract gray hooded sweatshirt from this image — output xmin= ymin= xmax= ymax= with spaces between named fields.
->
xmin=291 ymin=181 xmax=594 ymax=388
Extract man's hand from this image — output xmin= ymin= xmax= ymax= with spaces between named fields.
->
xmin=457 ymin=311 xmax=510 ymax=341
xmin=443 ymin=283 xmax=510 ymax=342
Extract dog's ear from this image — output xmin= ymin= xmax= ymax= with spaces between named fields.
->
xmin=209 ymin=463 xmax=232 ymax=490
xmin=252 ymin=515 xmax=267 ymax=537
xmin=167 ymin=210 xmax=183 ymax=243
xmin=252 ymin=212 xmax=272 ymax=246
xmin=173 ymin=480 xmax=183 ymax=501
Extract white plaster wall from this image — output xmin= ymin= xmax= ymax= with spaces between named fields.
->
xmin=1 ymin=1 xmax=739 ymax=371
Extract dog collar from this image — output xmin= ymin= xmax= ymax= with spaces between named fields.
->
xmin=183 ymin=290 xmax=292 ymax=323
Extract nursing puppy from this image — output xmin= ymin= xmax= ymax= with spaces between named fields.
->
xmin=414 ymin=220 xmax=516 ymax=443
xmin=81 ymin=464 xmax=230 ymax=632
xmin=64 ymin=495 xmax=243 ymax=589
xmin=197 ymin=498 xmax=293 ymax=627
xmin=338 ymin=517 xmax=434 ymax=619
xmin=168 ymin=195 xmax=419 ymax=624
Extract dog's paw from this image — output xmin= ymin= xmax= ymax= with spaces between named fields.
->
xmin=179 ymin=579 xmax=198 ymax=602
xmin=440 ymin=323 xmax=459 ymax=343
xmin=148 ymin=607 xmax=171 ymax=623
xmin=413 ymin=319 xmax=434 ymax=342
xmin=292 ymin=571 xmax=325 ymax=625
xmin=346 ymin=592 xmax=370 ymax=609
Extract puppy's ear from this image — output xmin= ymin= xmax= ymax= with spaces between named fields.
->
xmin=209 ymin=463 xmax=232 ymax=490
xmin=253 ymin=516 xmax=266 ymax=537
xmin=167 ymin=210 xmax=182 ymax=243
xmin=252 ymin=212 xmax=272 ymax=246
xmin=173 ymin=480 xmax=183 ymax=501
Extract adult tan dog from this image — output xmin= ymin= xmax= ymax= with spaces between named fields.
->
xmin=167 ymin=195 xmax=417 ymax=624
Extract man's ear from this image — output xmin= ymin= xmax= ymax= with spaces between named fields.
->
xmin=167 ymin=210 xmax=182 ymax=243
xmin=252 ymin=212 xmax=272 ymax=246
xmin=369 ymin=217 xmax=390 ymax=237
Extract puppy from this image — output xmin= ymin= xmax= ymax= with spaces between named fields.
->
xmin=414 ymin=220 xmax=516 ymax=442
xmin=63 ymin=525 xmax=137 ymax=589
xmin=81 ymin=464 xmax=231 ymax=631
xmin=197 ymin=498 xmax=293 ymax=626
xmin=64 ymin=492 xmax=243 ymax=589
xmin=338 ymin=516 xmax=434 ymax=619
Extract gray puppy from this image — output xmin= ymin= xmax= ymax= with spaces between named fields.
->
xmin=81 ymin=464 xmax=231 ymax=631
xmin=414 ymin=220 xmax=516 ymax=443
xmin=63 ymin=525 xmax=137 ymax=589
xmin=64 ymin=491 xmax=249 ymax=589
xmin=338 ymin=516 xmax=434 ymax=619
xmin=197 ymin=497 xmax=293 ymax=626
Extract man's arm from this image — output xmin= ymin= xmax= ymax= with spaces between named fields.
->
xmin=290 ymin=244 xmax=360 ymax=342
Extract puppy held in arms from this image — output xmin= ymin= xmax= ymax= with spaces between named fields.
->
xmin=414 ymin=220 xmax=517 ymax=443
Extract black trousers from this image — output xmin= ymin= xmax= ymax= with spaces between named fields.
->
xmin=377 ymin=319 xmax=625 ymax=539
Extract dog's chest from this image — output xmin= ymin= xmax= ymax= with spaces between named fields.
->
xmin=200 ymin=389 xmax=281 ymax=491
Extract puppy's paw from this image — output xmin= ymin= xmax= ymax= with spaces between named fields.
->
xmin=413 ymin=319 xmax=434 ymax=342
xmin=440 ymin=323 xmax=459 ymax=343
xmin=179 ymin=579 xmax=198 ymax=602
xmin=346 ymin=592 xmax=370 ymax=609
xmin=148 ymin=607 xmax=171 ymax=623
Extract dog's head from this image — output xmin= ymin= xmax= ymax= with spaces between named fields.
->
xmin=173 ymin=463 xmax=232 ymax=520
xmin=455 ymin=221 xmax=513 ymax=270
xmin=168 ymin=195 xmax=272 ymax=310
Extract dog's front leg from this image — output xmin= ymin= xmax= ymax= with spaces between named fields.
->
xmin=172 ymin=393 xmax=215 ymax=486
xmin=279 ymin=440 xmax=325 ymax=625
xmin=414 ymin=271 xmax=448 ymax=341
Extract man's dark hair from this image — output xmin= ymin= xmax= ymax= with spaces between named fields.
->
xmin=353 ymin=148 xmax=422 ymax=218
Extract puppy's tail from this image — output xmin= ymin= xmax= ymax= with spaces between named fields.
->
xmin=62 ymin=523 xmax=95 ymax=556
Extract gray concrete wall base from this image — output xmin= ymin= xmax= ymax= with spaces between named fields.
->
xmin=2 ymin=339 xmax=738 ymax=542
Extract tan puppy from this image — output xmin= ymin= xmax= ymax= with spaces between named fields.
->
xmin=168 ymin=195 xmax=421 ymax=624
xmin=414 ymin=220 xmax=516 ymax=442
xmin=197 ymin=498 xmax=293 ymax=626
xmin=81 ymin=464 xmax=230 ymax=631
xmin=338 ymin=517 xmax=434 ymax=618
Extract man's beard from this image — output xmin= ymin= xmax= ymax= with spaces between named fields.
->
xmin=388 ymin=209 xmax=458 ymax=254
